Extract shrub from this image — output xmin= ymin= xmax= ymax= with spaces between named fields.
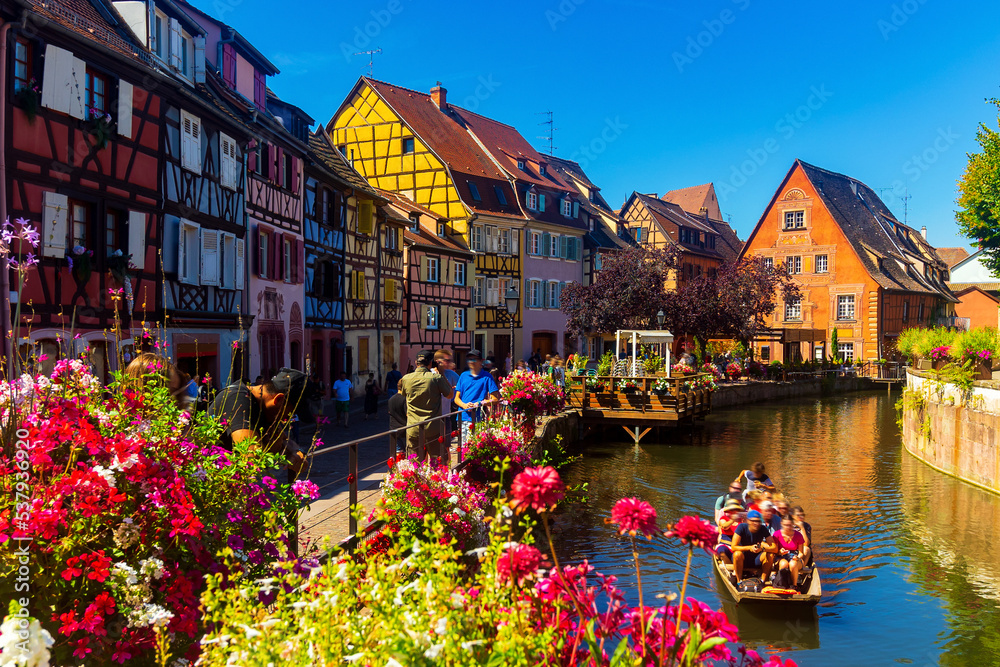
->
xmin=459 ymin=418 xmax=531 ymax=487
xmin=597 ymin=351 xmax=614 ymax=376
xmin=913 ymin=327 xmax=959 ymax=359
xmin=948 ymin=327 xmax=1000 ymax=365
xmin=500 ymin=371 xmax=565 ymax=423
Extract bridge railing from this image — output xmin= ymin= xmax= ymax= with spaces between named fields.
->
xmin=565 ymin=374 xmax=713 ymax=415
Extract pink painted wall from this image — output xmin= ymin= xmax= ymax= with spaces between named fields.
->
xmin=521 ymin=238 xmax=583 ymax=360
xmin=235 ymin=54 xmax=256 ymax=102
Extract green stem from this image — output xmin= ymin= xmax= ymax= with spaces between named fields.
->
xmin=632 ymin=538 xmax=647 ymax=656
xmin=671 ymin=546 xmax=693 ymax=664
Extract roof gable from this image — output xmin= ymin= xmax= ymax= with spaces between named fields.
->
xmin=662 ymin=183 xmax=722 ymax=220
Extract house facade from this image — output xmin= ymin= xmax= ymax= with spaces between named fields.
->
xmin=392 ymin=192 xmax=474 ymax=369
xmin=328 ymin=79 xmax=525 ymax=363
xmin=741 ymin=160 xmax=957 ymax=363
xmin=3 ymin=0 xmax=166 ymax=381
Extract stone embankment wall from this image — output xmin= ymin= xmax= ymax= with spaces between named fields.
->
xmin=711 ymin=376 xmax=868 ymax=408
xmin=901 ymin=370 xmax=1000 ymax=495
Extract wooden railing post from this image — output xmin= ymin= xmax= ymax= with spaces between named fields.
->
xmin=349 ymin=442 xmax=358 ymax=536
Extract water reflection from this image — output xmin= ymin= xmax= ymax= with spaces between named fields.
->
xmin=555 ymin=391 xmax=1000 ymax=666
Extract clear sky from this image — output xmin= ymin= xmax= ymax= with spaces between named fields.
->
xmin=194 ymin=0 xmax=1000 ymax=253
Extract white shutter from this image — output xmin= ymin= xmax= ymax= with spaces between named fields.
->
xmin=68 ymin=56 xmax=86 ymax=120
xmin=235 ymin=237 xmax=246 ymax=289
xmin=511 ymin=229 xmax=519 ymax=255
xmin=180 ymin=111 xmax=202 ymax=174
xmin=169 ymin=18 xmax=182 ymax=70
xmin=117 ymin=80 xmax=134 ymax=137
xmin=193 ymin=35 xmax=206 ymax=83
xmin=41 ymin=192 xmax=69 ymax=258
xmin=176 ymin=219 xmax=187 ymax=280
xmin=201 ymin=228 xmax=220 ymax=286
xmin=42 ymin=45 xmax=73 ymax=115
xmin=220 ymin=133 xmax=236 ymax=189
xmin=128 ymin=210 xmax=146 ymax=269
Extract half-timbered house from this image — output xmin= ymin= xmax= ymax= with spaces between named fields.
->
xmin=109 ymin=0 xmax=253 ymax=384
xmin=328 ymin=79 xmax=527 ymax=363
xmin=388 ymin=191 xmax=473 ymax=369
xmin=174 ymin=0 xmax=310 ymax=379
xmin=303 ymin=128 xmax=384 ymax=390
xmin=3 ymin=0 xmax=165 ymax=381
xmin=741 ymin=160 xmax=957 ymax=363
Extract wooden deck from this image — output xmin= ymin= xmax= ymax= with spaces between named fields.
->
xmin=566 ymin=374 xmax=712 ymax=442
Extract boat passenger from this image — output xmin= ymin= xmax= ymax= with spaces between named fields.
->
xmin=745 ymin=490 xmax=764 ymax=513
xmin=715 ymin=498 xmax=743 ymax=565
xmin=774 ymin=516 xmax=807 ymax=587
xmin=734 ymin=462 xmax=776 ymax=497
xmin=731 ymin=510 xmax=776 ymax=583
xmin=773 ymin=496 xmax=790 ymax=519
xmin=759 ymin=501 xmax=782 ymax=534
xmin=714 ymin=482 xmax=745 ymax=513
xmin=791 ymin=505 xmax=813 ymax=564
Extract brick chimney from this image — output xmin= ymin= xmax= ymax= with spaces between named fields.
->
xmin=430 ymin=82 xmax=447 ymax=111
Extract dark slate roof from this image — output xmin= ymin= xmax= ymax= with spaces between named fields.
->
xmin=796 ymin=160 xmax=957 ymax=301
xmin=308 ymin=130 xmax=383 ymax=201
xmin=629 ymin=192 xmax=727 ymax=261
xmin=701 ymin=217 xmax=743 ymax=262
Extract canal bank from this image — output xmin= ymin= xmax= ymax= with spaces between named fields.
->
xmin=901 ymin=369 xmax=1000 ymax=496
xmin=551 ymin=390 xmax=1000 ymax=665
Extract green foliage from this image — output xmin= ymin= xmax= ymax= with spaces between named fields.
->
xmin=948 ymin=327 xmax=1000 ymax=364
xmin=896 ymin=327 xmax=924 ymax=359
xmin=957 ymin=98 xmax=1000 ymax=276
xmin=597 ymin=350 xmax=614 ymax=376
xmin=914 ymin=327 xmax=959 ymax=358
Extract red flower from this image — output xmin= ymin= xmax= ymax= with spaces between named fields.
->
xmin=609 ymin=497 xmax=658 ymax=539
xmin=91 ymin=591 xmax=116 ymax=616
xmin=664 ymin=515 xmax=719 ymax=553
xmin=497 ymin=543 xmax=544 ymax=586
xmin=61 ymin=556 xmax=83 ymax=580
xmin=510 ymin=466 xmax=565 ymax=513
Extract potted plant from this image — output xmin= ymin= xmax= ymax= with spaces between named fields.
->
xmin=67 ymin=245 xmax=93 ymax=284
xmin=14 ymin=79 xmax=41 ymax=123
xmin=617 ymin=378 xmax=640 ymax=394
xmin=726 ymin=360 xmax=742 ymax=381
xmin=597 ymin=351 xmax=614 ymax=378
xmin=86 ymin=108 xmax=115 ymax=150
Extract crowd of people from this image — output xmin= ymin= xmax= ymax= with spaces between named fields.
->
xmin=713 ymin=462 xmax=814 ymax=590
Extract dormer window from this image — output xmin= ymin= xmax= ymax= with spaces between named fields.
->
xmin=409 ymin=213 xmax=419 ymax=232
xmin=527 ymin=192 xmax=537 ymax=210
xmin=517 ymin=159 xmax=525 ymax=170
xmin=494 ymin=186 xmax=508 ymax=206
xmin=561 ymin=198 xmax=572 ymax=217
xmin=589 ymin=189 xmax=595 ymax=202
xmin=539 ymin=164 xmax=547 ymax=176
xmin=468 ymin=182 xmax=481 ymax=202
xmin=437 ymin=221 xmax=446 ymax=238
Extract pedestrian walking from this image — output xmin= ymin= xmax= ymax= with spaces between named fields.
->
xmin=332 ymin=372 xmax=353 ymax=427
xmin=364 ymin=372 xmax=381 ymax=420
xmin=398 ymin=350 xmax=454 ymax=460
xmin=454 ymin=350 xmax=500 ymax=446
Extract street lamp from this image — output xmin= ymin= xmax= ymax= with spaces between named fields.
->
xmin=656 ymin=309 xmax=665 ymax=328
xmin=503 ymin=286 xmax=519 ymax=366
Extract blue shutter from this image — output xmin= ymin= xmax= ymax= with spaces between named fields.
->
xmin=539 ymin=194 xmax=546 ymax=212
xmin=572 ymin=201 xmax=579 ymax=218
xmin=541 ymin=232 xmax=551 ymax=257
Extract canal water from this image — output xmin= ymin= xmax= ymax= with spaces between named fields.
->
xmin=554 ymin=390 xmax=1000 ymax=666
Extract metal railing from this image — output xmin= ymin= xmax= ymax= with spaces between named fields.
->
xmin=303 ymin=404 xmax=505 ymax=545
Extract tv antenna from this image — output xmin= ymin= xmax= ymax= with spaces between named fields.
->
xmin=354 ymin=48 xmax=382 ymax=78
xmin=536 ymin=111 xmax=556 ymax=156
xmin=900 ymin=189 xmax=912 ymax=225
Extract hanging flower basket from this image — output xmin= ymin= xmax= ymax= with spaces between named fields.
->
xmin=86 ymin=109 xmax=115 ymax=150
xmin=14 ymin=79 xmax=41 ymax=123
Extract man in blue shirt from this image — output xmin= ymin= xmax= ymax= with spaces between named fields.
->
xmin=454 ymin=350 xmax=500 ymax=445
xmin=384 ymin=362 xmax=403 ymax=396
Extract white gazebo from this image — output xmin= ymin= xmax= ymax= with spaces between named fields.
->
xmin=614 ymin=329 xmax=675 ymax=376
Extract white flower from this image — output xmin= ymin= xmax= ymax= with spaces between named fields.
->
xmin=139 ymin=557 xmax=165 ymax=580
xmin=240 ymin=624 xmax=261 ymax=639
xmin=92 ymin=465 xmax=116 ymax=487
xmin=434 ymin=617 xmax=447 ymax=635
xmin=386 ymin=659 xmax=404 ymax=667
xmin=0 ymin=614 xmax=54 ymax=667
xmin=448 ymin=494 xmax=459 ymax=504
xmin=424 ymin=643 xmax=444 ymax=659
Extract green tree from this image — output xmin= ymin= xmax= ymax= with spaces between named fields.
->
xmin=957 ymin=98 xmax=1000 ymax=275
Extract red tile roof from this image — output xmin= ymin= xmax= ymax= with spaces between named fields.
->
xmin=30 ymin=0 xmax=154 ymax=64
xmin=662 ymin=183 xmax=722 ymax=220
xmin=362 ymin=79 xmax=523 ymax=221
xmin=936 ymin=247 xmax=971 ymax=269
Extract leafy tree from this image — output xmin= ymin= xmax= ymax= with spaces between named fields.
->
xmin=957 ymin=98 xmax=1000 ymax=275
xmin=560 ymin=245 xmax=679 ymax=338
xmin=662 ymin=273 xmax=723 ymax=361
xmin=715 ymin=256 xmax=801 ymax=355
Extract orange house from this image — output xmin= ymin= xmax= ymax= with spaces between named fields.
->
xmin=740 ymin=160 xmax=957 ymax=363
xmin=952 ymin=287 xmax=999 ymax=330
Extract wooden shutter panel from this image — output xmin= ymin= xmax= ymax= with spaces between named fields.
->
xmin=559 ymin=236 xmax=567 ymax=259
xmin=359 ymin=201 xmax=374 ymax=235
xmin=539 ymin=194 xmax=546 ymax=212
xmin=41 ymin=44 xmax=72 ymax=115
xmin=168 ymin=18 xmax=182 ymax=70
xmin=275 ymin=232 xmax=284 ymax=281
xmin=222 ymin=43 xmax=236 ymax=87
xmin=117 ymin=80 xmax=134 ymax=138
xmin=419 ymin=305 xmax=426 ymax=330
xmin=128 ymin=210 xmax=146 ymax=269
xmin=268 ymin=144 xmax=277 ymax=181
xmin=541 ymin=232 xmax=551 ymax=257
xmin=419 ymin=256 xmax=427 ymax=283
xmin=41 ymin=192 xmax=69 ymax=258
xmin=235 ymin=237 xmax=245 ymax=290
xmin=296 ymin=238 xmax=305 ymax=284
xmin=524 ymin=278 xmax=530 ymax=307
xmin=253 ymin=225 xmax=260 ymax=276
xmin=201 ymin=228 xmax=220 ymax=286
xmin=511 ymin=229 xmax=519 ymax=255
xmin=467 ymin=261 xmax=476 ymax=284
xmin=572 ymin=201 xmax=580 ymax=218
xmin=68 ymin=56 xmax=87 ymax=119
xmin=247 ymin=144 xmax=257 ymax=173
xmin=291 ymin=157 xmax=300 ymax=194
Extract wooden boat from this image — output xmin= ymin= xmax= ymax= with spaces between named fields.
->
xmin=713 ymin=555 xmax=822 ymax=605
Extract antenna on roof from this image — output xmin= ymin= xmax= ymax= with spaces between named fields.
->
xmin=900 ymin=189 xmax=912 ymax=225
xmin=536 ymin=111 xmax=556 ymax=156
xmin=354 ymin=48 xmax=382 ymax=78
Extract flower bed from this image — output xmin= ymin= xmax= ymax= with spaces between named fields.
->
xmin=459 ymin=418 xmax=532 ymax=486
xmin=500 ymin=370 xmax=566 ymax=423
xmin=0 ymin=361 xmax=314 ymax=664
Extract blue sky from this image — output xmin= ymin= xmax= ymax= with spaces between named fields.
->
xmin=195 ymin=0 xmax=1000 ymax=252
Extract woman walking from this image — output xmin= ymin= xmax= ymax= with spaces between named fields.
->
xmin=364 ymin=372 xmax=381 ymax=420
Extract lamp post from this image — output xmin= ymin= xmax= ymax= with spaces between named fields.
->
xmin=503 ymin=286 xmax=519 ymax=367
xmin=656 ymin=309 xmax=665 ymax=328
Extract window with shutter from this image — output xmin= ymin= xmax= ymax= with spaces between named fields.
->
xmin=180 ymin=111 xmax=202 ymax=174
xmin=235 ymin=237 xmax=245 ymax=289
xmin=358 ymin=201 xmax=374 ymax=235
xmin=201 ymin=228 xmax=220 ymax=286
xmin=41 ymin=192 xmax=69 ymax=258
xmin=257 ymin=229 xmax=269 ymax=279
xmin=219 ymin=133 xmax=237 ymax=189
xmin=128 ymin=211 xmax=146 ymax=269
xmin=178 ymin=220 xmax=201 ymax=284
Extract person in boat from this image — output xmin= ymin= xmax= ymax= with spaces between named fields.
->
xmin=759 ymin=501 xmax=782 ymax=534
xmin=731 ymin=510 xmax=777 ymax=583
xmin=791 ymin=505 xmax=813 ymax=565
xmin=774 ymin=516 xmax=807 ymax=587
xmin=773 ymin=496 xmax=790 ymax=519
xmin=715 ymin=498 xmax=744 ymax=565
xmin=745 ymin=490 xmax=764 ymax=513
xmin=734 ymin=462 xmax=776 ymax=497
xmin=714 ymin=482 xmax=745 ymax=515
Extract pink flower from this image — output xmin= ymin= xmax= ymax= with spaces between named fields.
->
xmin=510 ymin=466 xmax=564 ymax=513
xmin=609 ymin=497 xmax=658 ymax=539
xmin=292 ymin=480 xmax=320 ymax=501
xmin=664 ymin=515 xmax=718 ymax=553
xmin=497 ymin=543 xmax=544 ymax=586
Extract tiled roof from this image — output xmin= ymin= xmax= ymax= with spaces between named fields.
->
xmin=634 ymin=192 xmax=717 ymax=236
xmin=947 ymin=282 xmax=1000 ymax=295
xmin=796 ymin=160 xmax=957 ymax=302
xmin=364 ymin=79 xmax=523 ymax=221
xmin=701 ymin=217 xmax=744 ymax=262
xmin=402 ymin=225 xmax=472 ymax=254
xmin=308 ymin=130 xmax=383 ymax=201
xmin=30 ymin=0 xmax=155 ymax=65
xmin=662 ymin=183 xmax=722 ymax=220
xmin=936 ymin=247 xmax=971 ymax=269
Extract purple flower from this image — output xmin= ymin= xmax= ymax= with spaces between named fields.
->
xmin=292 ymin=480 xmax=320 ymax=501
xmin=262 ymin=476 xmax=277 ymax=490
xmin=66 ymin=256 xmax=73 ymax=270
xmin=227 ymin=535 xmax=245 ymax=550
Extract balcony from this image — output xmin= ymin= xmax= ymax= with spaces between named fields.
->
xmin=935 ymin=316 xmax=970 ymax=331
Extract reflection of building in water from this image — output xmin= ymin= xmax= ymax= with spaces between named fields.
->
xmin=899 ymin=451 xmax=1000 ymax=602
